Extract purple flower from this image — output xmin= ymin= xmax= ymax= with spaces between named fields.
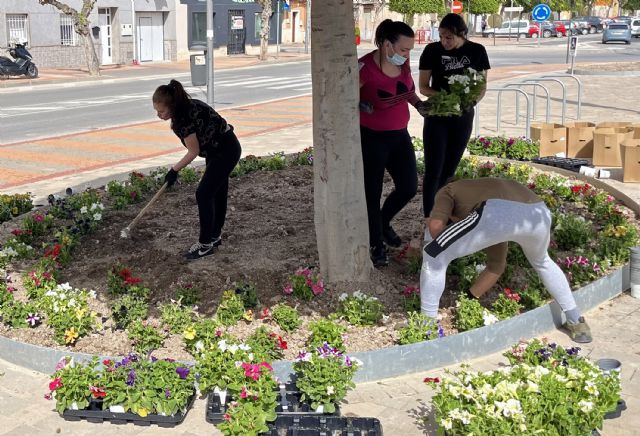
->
xmin=438 ymin=325 xmax=445 ymax=338
xmin=26 ymin=313 xmax=41 ymax=327
xmin=150 ymin=355 xmax=158 ymax=363
xmin=165 ymin=389 xmax=171 ymax=398
xmin=126 ymin=370 xmax=136 ymax=386
xmin=176 ymin=367 xmax=190 ymax=380
xmin=566 ymin=346 xmax=581 ymax=356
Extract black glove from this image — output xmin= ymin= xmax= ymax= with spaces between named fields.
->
xmin=164 ymin=168 xmax=178 ymax=188
xmin=414 ymin=100 xmax=432 ymax=117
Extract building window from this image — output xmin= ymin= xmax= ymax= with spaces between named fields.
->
xmin=255 ymin=13 xmax=262 ymax=39
xmin=6 ymin=14 xmax=29 ymax=44
xmin=191 ymin=12 xmax=207 ymax=46
xmin=60 ymin=14 xmax=77 ymax=46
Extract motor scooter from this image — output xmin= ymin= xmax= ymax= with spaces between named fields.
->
xmin=0 ymin=41 xmax=38 ymax=78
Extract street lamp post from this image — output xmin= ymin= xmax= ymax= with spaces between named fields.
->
xmin=276 ymin=0 xmax=280 ymax=58
xmin=206 ymin=0 xmax=214 ymax=107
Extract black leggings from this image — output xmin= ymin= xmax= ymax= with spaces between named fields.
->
xmin=196 ymin=130 xmax=241 ymax=244
xmin=361 ymin=126 xmax=417 ymax=248
xmin=422 ymin=108 xmax=474 ymax=217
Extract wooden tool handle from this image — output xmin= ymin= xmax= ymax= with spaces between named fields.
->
xmin=125 ymin=182 xmax=168 ymax=232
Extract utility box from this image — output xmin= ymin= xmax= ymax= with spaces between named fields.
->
xmin=190 ymin=45 xmax=207 ymax=86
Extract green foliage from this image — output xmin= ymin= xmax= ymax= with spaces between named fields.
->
xmin=111 ymin=295 xmax=149 ymax=330
xmin=179 ymin=166 xmax=200 ymax=184
xmin=215 ymin=290 xmax=246 ymax=327
xmin=552 ymin=213 xmax=593 ymax=251
xmin=47 ymin=356 xmax=99 ymax=414
xmin=294 ymin=344 xmax=360 ymax=414
xmin=0 ymin=193 xmax=33 ymax=224
xmin=182 ymin=318 xmax=223 ymax=354
xmin=235 ymin=281 xmax=259 ymax=309
xmin=596 ymin=224 xmax=639 ymax=266
xmin=336 ymin=291 xmax=385 ymax=326
xmin=283 ymin=267 xmax=324 ymax=300
xmin=491 ymin=292 xmax=523 ymax=320
xmin=454 ymin=293 xmax=487 ymax=332
xmin=448 ymin=252 xmax=485 ymax=292
xmin=0 ymin=299 xmax=39 ymax=328
xmin=469 ymin=0 xmax=500 ymax=14
xmin=160 ymin=302 xmax=194 ymax=334
xmin=389 ymin=0 xmax=445 ymax=16
xmin=290 ymin=147 xmax=314 ymax=166
xmin=467 ymin=136 xmax=539 ymax=161
xmin=402 ymin=285 xmax=421 ymax=313
xmin=216 ymin=400 xmax=272 ymax=435
xmin=246 ymin=326 xmax=286 ymax=361
xmin=306 ymin=318 xmax=346 ymax=351
xmin=175 ymin=282 xmax=200 ymax=306
xmin=271 ymin=303 xmax=301 ymax=332
xmin=397 ymin=312 xmax=445 ymax=345
xmin=127 ymin=320 xmax=165 ymax=354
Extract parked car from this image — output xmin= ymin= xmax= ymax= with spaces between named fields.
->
xmin=528 ymin=21 xmax=566 ymax=38
xmin=631 ymin=18 xmax=640 ymax=38
xmin=557 ymin=19 xmax=581 ymax=35
xmin=482 ymin=20 xmax=530 ymax=37
xmin=602 ymin=22 xmax=632 ymax=44
xmin=573 ymin=16 xmax=604 ymax=33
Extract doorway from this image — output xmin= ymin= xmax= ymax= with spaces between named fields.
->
xmin=138 ymin=17 xmax=153 ymax=61
xmin=291 ymin=11 xmax=298 ymax=43
xmin=98 ymin=8 xmax=112 ymax=64
xmin=137 ymin=13 xmax=164 ymax=62
xmin=227 ymin=9 xmax=246 ymax=55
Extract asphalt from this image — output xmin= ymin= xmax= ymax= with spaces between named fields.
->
xmin=1 ymin=44 xmax=640 ymax=435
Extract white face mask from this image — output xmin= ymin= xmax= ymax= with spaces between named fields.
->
xmin=386 ymin=45 xmax=407 ymax=66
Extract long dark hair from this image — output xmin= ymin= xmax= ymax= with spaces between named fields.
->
xmin=439 ymin=13 xmax=468 ymax=38
xmin=374 ymin=19 xmax=414 ymax=49
xmin=152 ymin=79 xmax=191 ymax=122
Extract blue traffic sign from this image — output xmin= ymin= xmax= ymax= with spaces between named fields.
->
xmin=532 ymin=4 xmax=551 ymax=22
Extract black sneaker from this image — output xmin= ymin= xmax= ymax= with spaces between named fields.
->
xmin=185 ymin=241 xmax=215 ymax=260
xmin=211 ymin=235 xmax=222 ymax=248
xmin=383 ymin=226 xmax=402 ymax=248
xmin=370 ymin=245 xmax=389 ymax=268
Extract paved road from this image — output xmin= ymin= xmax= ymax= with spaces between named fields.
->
xmin=2 ymin=35 xmax=639 ymax=144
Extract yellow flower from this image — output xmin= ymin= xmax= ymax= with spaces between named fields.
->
xmin=243 ymin=310 xmax=253 ymax=321
xmin=64 ymin=327 xmax=79 ymax=344
xmin=183 ymin=326 xmax=196 ymax=340
xmin=11 ymin=207 xmax=18 ymax=215
xmin=137 ymin=407 xmax=148 ymax=417
xmin=75 ymin=308 xmax=86 ymax=320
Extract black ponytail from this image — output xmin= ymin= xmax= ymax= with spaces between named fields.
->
xmin=152 ymin=79 xmax=192 ymax=122
xmin=374 ymin=19 xmax=414 ymax=48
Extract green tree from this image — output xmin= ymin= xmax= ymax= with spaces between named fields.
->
xmin=619 ymin=0 xmax=640 ymax=12
xmin=37 ymin=0 xmax=100 ymax=76
xmin=389 ymin=0 xmax=446 ymax=18
xmin=469 ymin=0 xmax=501 ymax=14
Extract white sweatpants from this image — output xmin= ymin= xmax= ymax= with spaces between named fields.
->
xmin=420 ymin=199 xmax=577 ymax=318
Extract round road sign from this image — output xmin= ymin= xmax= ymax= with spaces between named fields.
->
xmin=452 ymin=1 xmax=463 ymax=14
xmin=532 ymin=4 xmax=551 ymax=22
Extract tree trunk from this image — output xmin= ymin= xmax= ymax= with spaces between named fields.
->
xmin=79 ymin=29 xmax=100 ymax=76
xmin=259 ymin=3 xmax=272 ymax=61
xmin=311 ymin=0 xmax=371 ymax=282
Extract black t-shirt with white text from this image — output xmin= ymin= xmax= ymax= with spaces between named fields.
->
xmin=418 ymin=40 xmax=491 ymax=92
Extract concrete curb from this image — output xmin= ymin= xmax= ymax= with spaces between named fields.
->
xmin=0 ymin=266 xmax=628 ymax=381
xmin=572 ymin=69 xmax=640 ymax=76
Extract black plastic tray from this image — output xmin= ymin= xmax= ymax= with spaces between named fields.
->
xmin=532 ymin=156 xmax=590 ymax=172
xmin=604 ymin=399 xmax=626 ymax=420
xmin=206 ymin=383 xmax=340 ymax=424
xmin=264 ymin=415 xmax=383 ymax=436
xmin=61 ymin=393 xmax=196 ymax=427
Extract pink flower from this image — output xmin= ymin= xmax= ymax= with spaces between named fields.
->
xmin=44 ymin=393 xmax=52 ymax=400
xmin=49 ymin=378 xmax=62 ymax=391
xmin=240 ymin=386 xmax=248 ymax=399
xmin=311 ymin=282 xmax=324 ymax=296
xmin=283 ymin=284 xmax=293 ymax=295
xmin=34 ymin=213 xmax=44 ymax=223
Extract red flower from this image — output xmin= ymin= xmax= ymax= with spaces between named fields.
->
xmin=423 ymin=377 xmax=440 ymax=383
xmin=223 ymin=413 xmax=231 ymax=421
xmin=90 ymin=385 xmax=107 ymax=399
xmin=124 ymin=276 xmax=142 ymax=286
xmin=44 ymin=393 xmax=52 ymax=400
xmin=102 ymin=359 xmax=112 ymax=366
xmin=44 ymin=244 xmax=62 ymax=259
xmin=260 ymin=308 xmax=271 ymax=320
xmin=49 ymin=378 xmax=62 ymax=391
xmin=132 ymin=171 xmax=145 ymax=178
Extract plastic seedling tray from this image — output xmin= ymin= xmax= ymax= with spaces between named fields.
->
xmin=61 ymin=392 xmax=196 ymax=427
xmin=206 ymin=383 xmax=340 ymax=424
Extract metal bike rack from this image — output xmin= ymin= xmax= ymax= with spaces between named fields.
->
xmin=522 ymin=78 xmax=567 ymax=124
xmin=503 ymin=82 xmax=551 ymax=123
xmin=541 ymin=74 xmax=583 ymax=119
xmin=475 ymin=87 xmax=531 ymax=138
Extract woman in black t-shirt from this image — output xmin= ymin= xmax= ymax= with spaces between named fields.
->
xmin=153 ymin=79 xmax=241 ymax=260
xmin=418 ymin=13 xmax=490 ymax=220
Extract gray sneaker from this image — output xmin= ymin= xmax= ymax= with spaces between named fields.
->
xmin=565 ymin=316 xmax=593 ymax=343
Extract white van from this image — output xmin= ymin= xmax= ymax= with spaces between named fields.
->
xmin=483 ymin=20 xmax=530 ymax=38
xmin=631 ymin=18 xmax=640 ymax=37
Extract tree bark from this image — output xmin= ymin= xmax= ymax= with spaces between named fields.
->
xmin=258 ymin=0 xmax=273 ymax=61
xmin=312 ymin=0 xmax=371 ymax=283
xmin=79 ymin=29 xmax=100 ymax=76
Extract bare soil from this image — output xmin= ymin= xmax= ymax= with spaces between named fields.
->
xmin=1 ymin=166 xmax=457 ymax=361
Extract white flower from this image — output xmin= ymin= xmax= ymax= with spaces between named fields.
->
xmin=533 ymin=365 xmax=550 ymax=380
xmin=93 ymin=213 xmax=102 ymax=221
xmin=584 ymin=380 xmax=599 ymax=396
xmin=464 ymin=87 xmax=470 ymax=94
xmin=351 ymin=357 xmax=364 ymax=367
xmin=353 ymin=290 xmax=364 ymax=299
xmin=526 ymin=380 xmax=539 ymax=393
xmin=499 ymin=398 xmax=522 ymax=418
xmin=467 ymin=67 xmax=477 ymax=74
xmin=80 ymin=206 xmax=88 ymax=214
xmin=475 ymin=264 xmax=486 ymax=273
xmin=448 ymin=385 xmax=462 ymax=398
xmin=195 ymin=340 xmax=204 ymax=352
xmin=228 ymin=344 xmax=239 ymax=354
xmin=68 ymin=298 xmax=76 ymax=307
xmin=338 ymin=293 xmax=348 ymax=301
xmin=217 ymin=339 xmax=228 ymax=352
xmin=555 ymin=374 xmax=568 ymax=383
xmin=238 ymin=343 xmax=251 ymax=351
xmin=483 ymin=310 xmax=499 ymax=326
xmin=88 ymin=290 xmax=97 ymax=299
xmin=454 ymin=103 xmax=461 ymax=112
xmin=326 ymin=385 xmax=335 ymax=395
xmin=58 ymin=283 xmax=72 ymax=292
xmin=567 ymin=368 xmax=582 ymax=380
xmin=578 ymin=400 xmax=594 ymax=413
xmin=440 ymin=418 xmax=453 ymax=430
